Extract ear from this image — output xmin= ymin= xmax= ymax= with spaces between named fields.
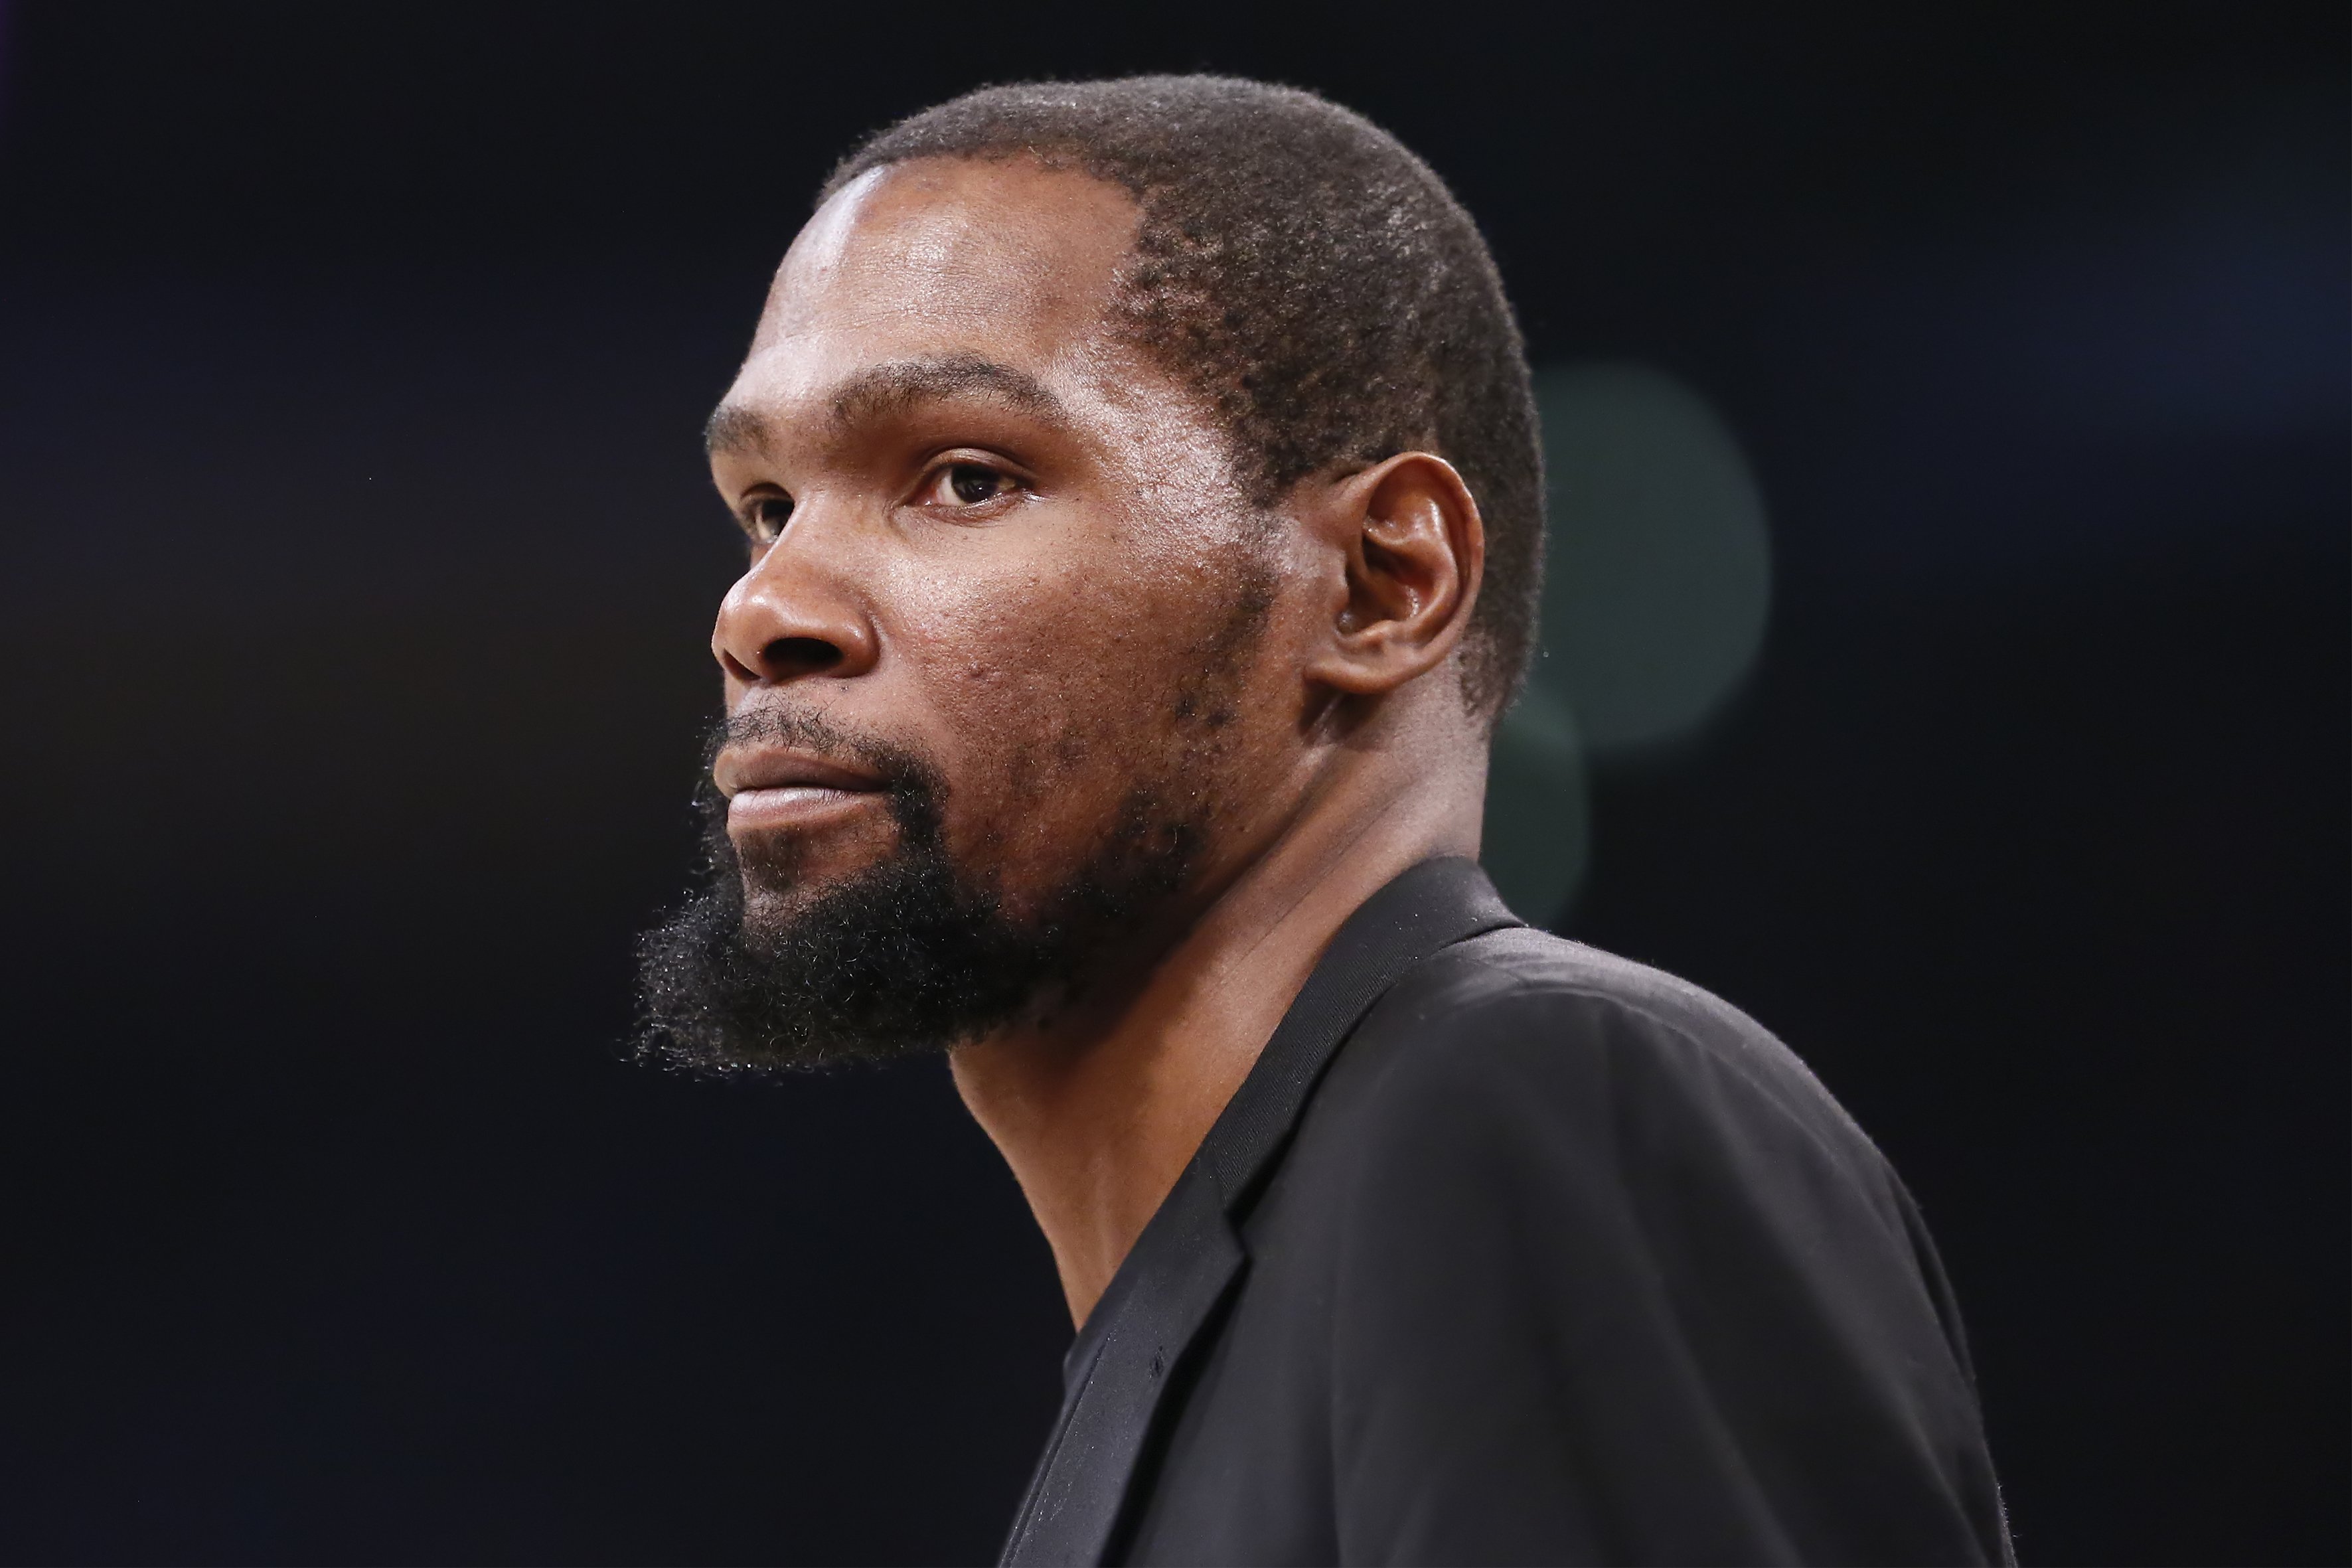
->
xmin=1300 ymin=451 xmax=1486 ymax=700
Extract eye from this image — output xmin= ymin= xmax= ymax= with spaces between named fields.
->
xmin=745 ymin=493 xmax=793 ymax=544
xmin=925 ymin=461 xmax=1024 ymax=509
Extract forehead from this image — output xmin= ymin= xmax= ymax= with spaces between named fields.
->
xmin=740 ymin=158 xmax=1141 ymax=403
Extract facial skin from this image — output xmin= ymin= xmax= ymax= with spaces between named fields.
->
xmin=664 ymin=154 xmax=1493 ymax=1322
xmin=702 ymin=159 xmax=1299 ymax=978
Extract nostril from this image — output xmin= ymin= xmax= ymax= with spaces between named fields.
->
xmin=765 ymin=636 xmax=843 ymax=678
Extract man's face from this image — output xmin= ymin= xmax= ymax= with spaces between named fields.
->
xmin=636 ymin=157 xmax=1310 ymax=1069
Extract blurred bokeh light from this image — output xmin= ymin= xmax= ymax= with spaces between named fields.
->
xmin=1483 ymin=364 xmax=1771 ymax=921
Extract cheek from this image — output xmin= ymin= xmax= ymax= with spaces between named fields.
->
xmin=887 ymin=543 xmax=1255 ymax=852
xmin=921 ymin=566 xmax=1142 ymax=775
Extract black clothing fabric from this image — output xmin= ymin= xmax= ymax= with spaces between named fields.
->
xmin=1001 ymin=858 xmax=2009 ymax=1567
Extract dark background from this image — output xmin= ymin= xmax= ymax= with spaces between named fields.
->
xmin=1 ymin=3 xmax=2343 ymax=1562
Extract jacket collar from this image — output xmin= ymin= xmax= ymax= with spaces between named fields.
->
xmin=1000 ymin=857 xmax=1521 ymax=1566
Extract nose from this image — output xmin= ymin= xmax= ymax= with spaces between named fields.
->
xmin=711 ymin=519 xmax=880 ymax=690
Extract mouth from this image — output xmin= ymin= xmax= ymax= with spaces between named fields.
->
xmin=714 ymin=745 xmax=889 ymax=833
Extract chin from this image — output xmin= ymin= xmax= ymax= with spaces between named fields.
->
xmin=731 ymin=823 xmax=898 ymax=906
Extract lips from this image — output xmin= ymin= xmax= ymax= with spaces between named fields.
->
xmin=714 ymin=745 xmax=887 ymax=832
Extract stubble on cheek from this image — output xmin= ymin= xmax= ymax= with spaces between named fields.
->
xmin=918 ymin=538 xmax=1284 ymax=924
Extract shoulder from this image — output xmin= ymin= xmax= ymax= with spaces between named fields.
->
xmin=1255 ymin=931 xmax=2009 ymax=1567
xmin=1310 ymin=926 xmax=1909 ymax=1243
xmin=1359 ymin=926 xmax=1864 ymax=1138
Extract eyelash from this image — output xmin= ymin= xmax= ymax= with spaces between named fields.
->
xmin=925 ymin=458 xmax=1028 ymax=509
xmin=737 ymin=458 xmax=1029 ymax=546
xmin=744 ymin=495 xmax=793 ymax=545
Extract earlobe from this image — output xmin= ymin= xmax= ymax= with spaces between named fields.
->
xmin=1305 ymin=451 xmax=1485 ymax=700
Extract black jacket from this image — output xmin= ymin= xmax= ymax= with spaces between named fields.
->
xmin=1002 ymin=858 xmax=2010 ymax=1566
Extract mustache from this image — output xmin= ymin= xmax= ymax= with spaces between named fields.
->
xmin=697 ymin=706 xmax=951 ymax=882
xmin=701 ymin=704 xmax=933 ymax=795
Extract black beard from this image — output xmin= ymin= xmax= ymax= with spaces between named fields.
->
xmin=631 ymin=711 xmax=1203 ymax=1075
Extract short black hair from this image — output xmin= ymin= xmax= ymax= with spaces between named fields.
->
xmin=823 ymin=75 xmax=1543 ymax=722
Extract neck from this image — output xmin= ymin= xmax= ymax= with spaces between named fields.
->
xmin=949 ymin=746 xmax=1482 ymax=1326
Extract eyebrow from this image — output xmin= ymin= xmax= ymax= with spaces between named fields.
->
xmin=703 ymin=353 xmax=1072 ymax=457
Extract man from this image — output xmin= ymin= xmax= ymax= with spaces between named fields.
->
xmin=636 ymin=76 xmax=2009 ymax=1566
